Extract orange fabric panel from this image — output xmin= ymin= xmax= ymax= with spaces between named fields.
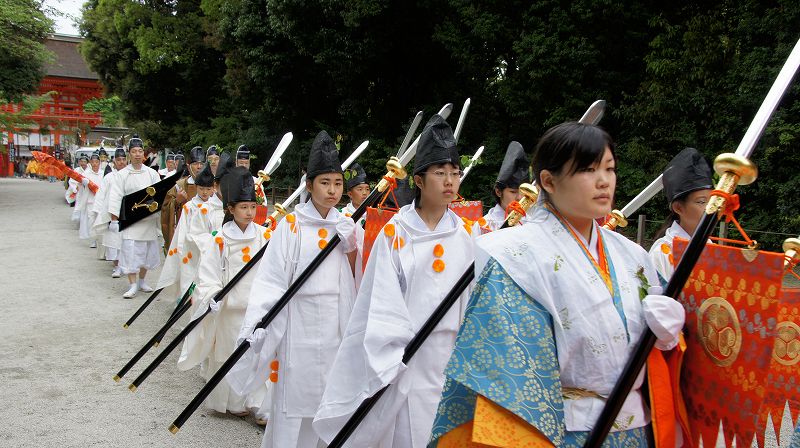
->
xmin=436 ymin=395 xmax=555 ymax=448
xmin=647 ymin=349 xmax=677 ymax=448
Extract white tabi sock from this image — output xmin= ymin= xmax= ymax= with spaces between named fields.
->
xmin=123 ymin=283 xmax=139 ymax=299
xmin=137 ymin=279 xmax=153 ymax=292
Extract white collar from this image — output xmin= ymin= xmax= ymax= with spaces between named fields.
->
xmin=294 ymin=201 xmax=339 ymax=225
xmin=666 ymin=220 xmax=691 ymax=241
xmin=487 ymin=204 xmax=505 ymax=219
xmin=395 ymin=202 xmax=460 ymax=241
xmin=207 ymin=194 xmax=223 ymax=208
xmin=222 ymin=220 xmax=256 ymax=240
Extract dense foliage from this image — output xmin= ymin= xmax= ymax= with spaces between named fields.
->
xmin=0 ymin=0 xmax=53 ymax=103
xmin=79 ymin=0 xmax=800 ymax=248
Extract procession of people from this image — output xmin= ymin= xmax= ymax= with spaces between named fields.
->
xmin=40 ymin=91 xmax=798 ymax=448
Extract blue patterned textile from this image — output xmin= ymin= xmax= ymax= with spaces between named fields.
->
xmin=429 ymin=258 xmax=651 ymax=447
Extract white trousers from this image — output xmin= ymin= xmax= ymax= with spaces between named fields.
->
xmin=118 ymin=239 xmax=160 ymax=274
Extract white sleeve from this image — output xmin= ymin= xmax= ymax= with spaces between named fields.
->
xmin=108 ymin=171 xmax=124 ymax=217
xmin=227 ymin=218 xmax=293 ymax=395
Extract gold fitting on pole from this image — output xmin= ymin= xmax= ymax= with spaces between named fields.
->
xmin=507 ymin=183 xmax=539 ymax=226
xmin=113 ymin=375 xmax=121 ymax=382
xmin=603 ymin=210 xmax=628 ymax=230
xmin=128 ymin=384 xmax=137 ymax=392
xmin=273 ymin=204 xmax=287 ymax=217
xmin=386 ymin=157 xmax=407 ymax=180
xmin=153 ymin=341 xmax=160 ymax=348
xmin=783 ymin=237 xmax=800 ymax=268
xmin=122 ymin=324 xmax=129 ymax=329
xmin=714 ymin=153 xmax=758 ymax=185
xmin=256 ymin=170 xmax=270 ymax=185
xmin=706 ymin=153 xmax=759 ymax=216
xmin=377 ymin=157 xmax=408 ymax=193
xmin=168 ymin=424 xmax=180 ymax=434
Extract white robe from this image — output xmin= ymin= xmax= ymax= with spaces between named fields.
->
xmin=92 ymin=166 xmax=122 ymax=261
xmin=157 ymin=195 xmax=206 ymax=308
xmin=158 ymin=168 xmax=176 ymax=178
xmin=107 ymin=165 xmax=162 ymax=241
xmin=176 ymin=195 xmax=228 ymax=368
xmin=185 ymin=221 xmax=271 ymax=416
xmin=472 ymin=206 xmax=661 ymax=432
xmin=78 ymin=167 xmax=103 ymax=240
xmin=69 ymin=166 xmax=84 ymax=220
xmin=648 ymin=220 xmax=690 ymax=281
xmin=228 ymin=202 xmax=356 ymax=448
xmin=314 ymin=204 xmax=478 ymax=448
xmin=92 ymin=169 xmax=122 ymax=259
xmin=340 ymin=201 xmax=366 ymax=289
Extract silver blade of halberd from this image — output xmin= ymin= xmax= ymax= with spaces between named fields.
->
xmin=282 ymin=180 xmax=306 ymax=208
xmin=265 ymin=132 xmax=293 ymax=175
xmin=396 ymin=111 xmax=424 ymax=158
xmin=620 ymin=174 xmax=663 ymax=218
xmin=735 ymin=38 xmax=800 ymax=158
xmin=579 ymin=100 xmax=605 ymax=125
xmin=460 ymin=145 xmax=485 ymax=182
xmin=453 ymin=98 xmax=471 ymax=144
xmin=341 ymin=141 xmax=369 ymax=170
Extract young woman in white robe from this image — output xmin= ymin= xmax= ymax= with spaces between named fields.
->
xmin=183 ymin=167 xmax=272 ymax=422
xmin=648 ymin=147 xmax=713 ymax=281
xmin=340 ymin=162 xmax=369 ymax=289
xmin=314 ymin=114 xmax=479 ymax=448
xmin=428 ymin=122 xmax=687 ymax=447
xmin=70 ymin=158 xmax=87 ymax=221
xmin=482 ymin=141 xmax=535 ymax=231
xmin=228 ymin=131 xmax=358 ymax=448
xmin=157 ymin=163 xmax=216 ymax=313
xmin=78 ymin=153 xmax=103 ymax=247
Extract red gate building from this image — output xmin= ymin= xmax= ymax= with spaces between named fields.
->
xmin=1 ymin=34 xmax=104 ymax=176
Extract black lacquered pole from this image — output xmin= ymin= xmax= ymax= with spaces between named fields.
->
xmin=128 ymin=244 xmax=267 ymax=390
xmin=113 ymin=298 xmax=192 ymax=382
xmin=154 ymin=284 xmax=196 ymax=346
xmin=326 ymin=208 xmax=526 ymax=446
xmin=169 ymin=182 xmax=387 ymax=433
xmin=123 ymin=287 xmax=164 ymax=329
xmin=582 ymin=211 xmax=720 ymax=447
xmin=328 ymin=266 xmax=475 ymax=447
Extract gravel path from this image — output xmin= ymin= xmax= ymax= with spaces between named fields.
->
xmin=0 ymin=178 xmax=263 ymax=447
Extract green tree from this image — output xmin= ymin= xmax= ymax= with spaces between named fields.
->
xmin=84 ymin=96 xmax=125 ymax=127
xmin=616 ymin=0 xmax=800 ymax=249
xmin=0 ymin=0 xmax=54 ymax=103
xmin=79 ymin=0 xmax=227 ymax=149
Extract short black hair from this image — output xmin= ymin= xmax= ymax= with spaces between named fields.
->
xmin=532 ymin=122 xmax=616 ymax=185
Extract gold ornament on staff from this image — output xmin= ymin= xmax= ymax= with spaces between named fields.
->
xmin=506 ymin=183 xmax=539 ymax=226
xmin=256 ymin=170 xmax=270 ymax=186
xmin=603 ymin=209 xmax=628 ymax=230
xmin=131 ymin=186 xmax=159 ymax=212
xmin=375 ymin=156 xmax=408 ymax=192
xmin=706 ymin=153 xmax=758 ymax=215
